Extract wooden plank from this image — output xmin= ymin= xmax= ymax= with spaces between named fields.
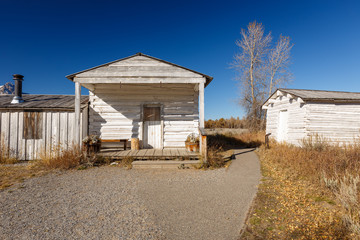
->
xmin=178 ymin=148 xmax=189 ymax=157
xmin=60 ymin=112 xmax=68 ymax=148
xmin=9 ymin=112 xmax=18 ymax=157
xmin=154 ymin=149 xmax=162 ymax=157
xmin=138 ymin=149 xmax=148 ymax=157
xmin=18 ymin=112 xmax=25 ymax=160
xmin=68 ymin=112 xmax=75 ymax=146
xmin=162 ymin=149 xmax=172 ymax=157
xmin=146 ymin=149 xmax=155 ymax=157
xmin=52 ymin=112 xmax=60 ymax=148
xmin=81 ymin=106 xmax=88 ymax=140
xmin=76 ymin=77 xmax=205 ymax=84
xmin=121 ymin=150 xmax=131 ymax=157
xmin=75 ymin=81 xmax=81 ymax=145
xmin=199 ymin=81 xmax=205 ymax=128
xmin=128 ymin=150 xmax=139 ymax=157
xmin=45 ymin=112 xmax=52 ymax=155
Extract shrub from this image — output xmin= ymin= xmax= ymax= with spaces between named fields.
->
xmin=300 ymin=134 xmax=330 ymax=151
xmin=38 ymin=144 xmax=85 ymax=169
xmin=199 ymin=148 xmax=226 ymax=169
xmin=207 ymin=131 xmax=263 ymax=151
xmin=120 ymin=156 xmax=133 ymax=169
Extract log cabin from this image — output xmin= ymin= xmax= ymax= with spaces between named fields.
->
xmin=263 ymin=88 xmax=360 ymax=146
xmin=66 ymin=53 xmax=213 ymax=151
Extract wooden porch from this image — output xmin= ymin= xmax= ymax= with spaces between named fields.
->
xmin=99 ymin=148 xmax=200 ymax=160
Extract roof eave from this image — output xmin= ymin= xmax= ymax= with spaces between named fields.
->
xmin=66 ymin=53 xmax=214 ymax=87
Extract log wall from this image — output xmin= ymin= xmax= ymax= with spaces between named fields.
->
xmin=265 ymin=95 xmax=307 ymax=145
xmin=89 ymin=83 xmax=199 ymax=148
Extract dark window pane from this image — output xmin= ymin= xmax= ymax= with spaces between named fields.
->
xmin=143 ymin=107 xmax=160 ymax=121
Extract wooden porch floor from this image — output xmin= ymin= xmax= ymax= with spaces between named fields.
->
xmin=98 ymin=148 xmax=200 ymax=160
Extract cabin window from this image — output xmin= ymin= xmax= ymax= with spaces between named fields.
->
xmin=143 ymin=107 xmax=161 ymax=121
xmin=23 ymin=112 xmax=43 ymax=139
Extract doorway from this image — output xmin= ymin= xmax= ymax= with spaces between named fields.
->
xmin=277 ymin=110 xmax=288 ymax=142
xmin=143 ymin=106 xmax=163 ymax=149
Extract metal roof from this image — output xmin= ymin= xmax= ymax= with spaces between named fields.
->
xmin=279 ymin=88 xmax=360 ymax=101
xmin=0 ymin=94 xmax=89 ymax=110
xmin=66 ymin=52 xmax=213 ymax=87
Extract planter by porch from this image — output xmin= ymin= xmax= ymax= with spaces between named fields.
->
xmin=185 ymin=142 xmax=199 ymax=152
xmin=83 ymin=142 xmax=101 ymax=154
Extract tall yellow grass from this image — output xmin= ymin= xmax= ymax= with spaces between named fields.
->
xmin=262 ymin=136 xmax=360 ymax=237
xmin=38 ymin=144 xmax=85 ymax=169
xmin=0 ymin=137 xmax=18 ymax=164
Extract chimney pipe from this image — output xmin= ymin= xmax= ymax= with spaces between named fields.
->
xmin=11 ymin=74 xmax=24 ymax=104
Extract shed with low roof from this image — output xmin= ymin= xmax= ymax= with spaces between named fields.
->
xmin=0 ymin=94 xmax=88 ymax=160
xmin=262 ymin=88 xmax=360 ymax=145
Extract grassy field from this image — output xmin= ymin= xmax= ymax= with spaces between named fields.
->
xmin=241 ymin=137 xmax=360 ymax=239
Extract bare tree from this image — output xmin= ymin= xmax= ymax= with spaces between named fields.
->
xmin=233 ymin=21 xmax=293 ymax=129
xmin=267 ymin=35 xmax=293 ymax=96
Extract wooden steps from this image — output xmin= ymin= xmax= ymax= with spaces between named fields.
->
xmin=99 ymin=148 xmax=200 ymax=161
xmin=132 ymin=160 xmax=200 ymax=169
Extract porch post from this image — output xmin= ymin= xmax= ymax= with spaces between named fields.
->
xmin=199 ymin=81 xmax=205 ymax=128
xmin=75 ymin=81 xmax=81 ymax=145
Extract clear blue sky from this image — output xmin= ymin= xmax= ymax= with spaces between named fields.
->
xmin=1 ymin=0 xmax=359 ymax=120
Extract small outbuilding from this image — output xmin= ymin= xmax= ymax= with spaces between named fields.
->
xmin=263 ymin=88 xmax=360 ymax=145
xmin=67 ymin=53 xmax=212 ymax=150
xmin=0 ymin=94 xmax=89 ymax=160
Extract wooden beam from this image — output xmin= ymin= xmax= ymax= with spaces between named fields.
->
xmin=297 ymin=97 xmax=305 ymax=103
xmin=82 ymin=83 xmax=95 ymax=91
xmin=75 ymin=82 xmax=81 ymax=145
xmin=74 ymin=77 xmax=205 ymax=84
xmin=199 ymin=81 xmax=205 ymax=128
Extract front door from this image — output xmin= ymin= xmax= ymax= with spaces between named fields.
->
xmin=277 ymin=110 xmax=288 ymax=142
xmin=143 ymin=106 xmax=162 ymax=149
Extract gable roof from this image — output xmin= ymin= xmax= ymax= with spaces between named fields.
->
xmin=66 ymin=53 xmax=213 ymax=87
xmin=0 ymin=94 xmax=89 ymax=110
xmin=263 ymin=88 xmax=360 ymax=107
xmin=279 ymin=88 xmax=360 ymax=101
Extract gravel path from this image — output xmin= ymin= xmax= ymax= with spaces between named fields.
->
xmin=0 ymin=149 xmax=260 ymax=240
xmin=136 ymin=148 xmax=261 ymax=240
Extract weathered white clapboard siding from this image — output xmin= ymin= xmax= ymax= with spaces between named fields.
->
xmin=89 ymin=84 xmax=199 ymax=148
xmin=0 ymin=109 xmax=87 ymax=160
xmin=76 ymin=56 xmax=203 ymax=80
xmin=265 ymin=89 xmax=360 ymax=146
xmin=305 ymin=102 xmax=360 ymax=143
xmin=67 ymin=53 xmax=212 ymax=149
xmin=265 ymin=95 xmax=307 ymax=145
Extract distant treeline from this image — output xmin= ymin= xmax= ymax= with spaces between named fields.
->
xmin=205 ymin=117 xmax=246 ymax=129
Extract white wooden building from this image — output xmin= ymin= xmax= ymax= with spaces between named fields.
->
xmin=0 ymin=94 xmax=88 ymax=160
xmin=263 ymin=88 xmax=360 ymax=146
xmin=67 ymin=53 xmax=212 ymax=149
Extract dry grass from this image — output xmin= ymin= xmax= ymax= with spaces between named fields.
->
xmin=242 ymin=136 xmax=360 ymax=239
xmin=0 ymin=138 xmax=19 ymax=164
xmin=0 ymin=164 xmax=50 ymax=190
xmin=0 ymin=144 xmax=109 ymax=190
xmin=37 ymin=144 xmax=85 ymax=170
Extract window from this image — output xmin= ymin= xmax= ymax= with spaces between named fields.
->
xmin=23 ymin=112 xmax=43 ymax=139
xmin=143 ymin=107 xmax=161 ymax=121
